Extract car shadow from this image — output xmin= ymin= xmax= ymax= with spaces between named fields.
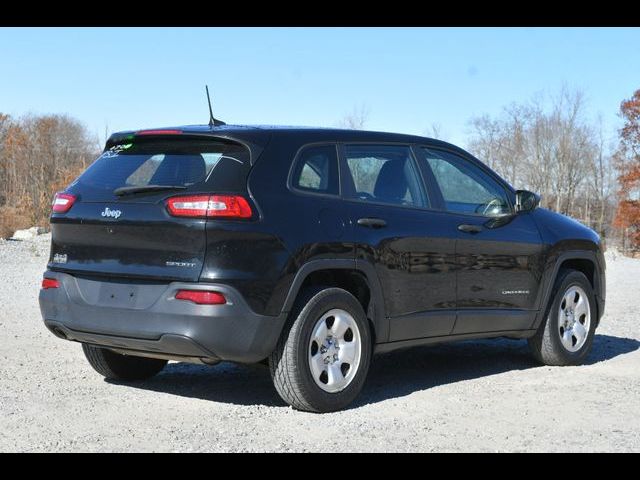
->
xmin=108 ymin=334 xmax=640 ymax=409
xmin=355 ymin=333 xmax=640 ymax=407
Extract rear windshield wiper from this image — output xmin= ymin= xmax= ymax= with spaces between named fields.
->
xmin=113 ymin=185 xmax=188 ymax=196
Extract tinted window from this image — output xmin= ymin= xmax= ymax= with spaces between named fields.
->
xmin=422 ymin=148 xmax=511 ymax=217
xmin=74 ymin=137 xmax=250 ymax=200
xmin=291 ymin=145 xmax=339 ymax=195
xmin=344 ymin=145 xmax=427 ymax=208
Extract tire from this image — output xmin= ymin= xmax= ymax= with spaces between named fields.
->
xmin=269 ymin=287 xmax=372 ymax=413
xmin=82 ymin=344 xmax=167 ymax=381
xmin=528 ymin=269 xmax=597 ymax=366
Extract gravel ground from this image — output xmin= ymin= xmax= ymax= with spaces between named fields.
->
xmin=0 ymin=234 xmax=638 ymax=452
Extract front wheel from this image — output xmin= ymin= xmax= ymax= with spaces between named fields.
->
xmin=269 ymin=287 xmax=372 ymax=413
xmin=528 ymin=269 xmax=597 ymax=366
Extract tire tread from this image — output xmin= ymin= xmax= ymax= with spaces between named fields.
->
xmin=269 ymin=287 xmax=329 ymax=412
xmin=528 ymin=269 xmax=596 ymax=366
xmin=269 ymin=287 xmax=371 ymax=412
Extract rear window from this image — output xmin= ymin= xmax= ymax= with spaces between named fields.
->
xmin=290 ymin=144 xmax=339 ymax=195
xmin=73 ymin=137 xmax=250 ymax=199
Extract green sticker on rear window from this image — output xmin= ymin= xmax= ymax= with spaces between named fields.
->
xmin=103 ymin=143 xmax=134 ymax=158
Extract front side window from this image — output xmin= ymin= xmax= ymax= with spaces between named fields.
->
xmin=343 ymin=145 xmax=427 ymax=208
xmin=291 ymin=144 xmax=339 ymax=195
xmin=421 ymin=148 xmax=511 ymax=217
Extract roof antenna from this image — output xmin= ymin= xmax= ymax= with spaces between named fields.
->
xmin=205 ymin=85 xmax=226 ymax=127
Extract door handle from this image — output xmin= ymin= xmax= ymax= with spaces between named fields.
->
xmin=458 ymin=224 xmax=483 ymax=234
xmin=357 ymin=217 xmax=387 ymax=229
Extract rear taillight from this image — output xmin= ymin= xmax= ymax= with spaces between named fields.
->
xmin=166 ymin=195 xmax=252 ymax=219
xmin=175 ymin=290 xmax=226 ymax=305
xmin=41 ymin=278 xmax=60 ymax=289
xmin=52 ymin=192 xmax=76 ymax=213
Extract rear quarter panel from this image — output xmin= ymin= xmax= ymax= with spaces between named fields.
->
xmin=240 ymin=135 xmax=354 ymax=316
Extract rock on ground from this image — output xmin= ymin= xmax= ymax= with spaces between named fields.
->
xmin=8 ymin=226 xmax=47 ymax=241
xmin=0 ymin=235 xmax=638 ymax=452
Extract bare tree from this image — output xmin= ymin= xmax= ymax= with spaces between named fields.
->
xmin=468 ymin=104 xmax=529 ymax=187
xmin=586 ymin=116 xmax=616 ymax=240
xmin=466 ymin=88 xmax=612 ymax=234
xmin=0 ymin=114 xmax=13 ymax=206
xmin=426 ymin=122 xmax=446 ymax=140
xmin=339 ymin=104 xmax=370 ymax=130
xmin=0 ymin=113 xmax=99 ymax=237
xmin=468 ymin=114 xmax=506 ymax=173
xmin=102 ymin=122 xmax=111 ymax=150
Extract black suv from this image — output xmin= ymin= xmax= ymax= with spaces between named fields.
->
xmin=40 ymin=125 xmax=606 ymax=412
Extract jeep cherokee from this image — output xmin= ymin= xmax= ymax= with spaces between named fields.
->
xmin=39 ymin=125 xmax=606 ymax=412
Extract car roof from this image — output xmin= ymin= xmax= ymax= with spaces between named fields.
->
xmin=107 ymin=124 xmax=461 ymax=151
xmin=104 ymin=123 xmax=513 ymax=192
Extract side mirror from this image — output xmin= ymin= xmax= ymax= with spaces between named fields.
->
xmin=515 ymin=190 xmax=540 ymax=213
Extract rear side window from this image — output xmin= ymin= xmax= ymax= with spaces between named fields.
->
xmin=74 ymin=137 xmax=250 ymax=200
xmin=291 ymin=144 xmax=339 ymax=195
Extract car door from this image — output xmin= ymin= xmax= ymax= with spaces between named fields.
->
xmin=417 ymin=146 xmax=544 ymax=335
xmin=340 ymin=144 xmax=460 ymax=342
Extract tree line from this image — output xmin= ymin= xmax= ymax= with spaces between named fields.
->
xmin=612 ymin=89 xmax=640 ymax=253
xmin=342 ymin=87 xmax=639 ymax=252
xmin=0 ymin=114 xmax=99 ymax=238
xmin=466 ymin=88 xmax=616 ymax=242
xmin=1 ymin=89 xmax=639 ymax=254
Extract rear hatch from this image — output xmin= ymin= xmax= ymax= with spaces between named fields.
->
xmin=49 ymin=133 xmax=252 ymax=281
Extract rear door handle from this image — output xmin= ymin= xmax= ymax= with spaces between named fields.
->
xmin=458 ymin=224 xmax=483 ymax=234
xmin=357 ymin=217 xmax=387 ymax=229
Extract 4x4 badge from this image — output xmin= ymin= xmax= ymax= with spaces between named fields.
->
xmin=101 ymin=207 xmax=122 ymax=219
xmin=53 ymin=253 xmax=67 ymax=264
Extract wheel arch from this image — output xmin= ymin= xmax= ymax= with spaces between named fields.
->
xmin=533 ymin=251 xmax=605 ymax=330
xmin=281 ymin=260 xmax=388 ymax=343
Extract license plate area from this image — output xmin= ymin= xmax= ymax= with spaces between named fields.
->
xmin=97 ymin=283 xmax=141 ymax=308
xmin=71 ymin=274 xmax=169 ymax=310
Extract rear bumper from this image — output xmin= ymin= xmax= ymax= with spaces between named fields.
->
xmin=39 ymin=271 xmax=286 ymax=363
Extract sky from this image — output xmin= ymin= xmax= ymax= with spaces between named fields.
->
xmin=1 ymin=27 xmax=639 ymax=148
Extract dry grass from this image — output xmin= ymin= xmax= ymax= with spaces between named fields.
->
xmin=0 ymin=204 xmax=32 ymax=239
xmin=0 ymin=166 xmax=86 ymax=239
xmin=0 ymin=113 xmax=99 ymax=239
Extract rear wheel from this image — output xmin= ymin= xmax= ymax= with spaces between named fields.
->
xmin=82 ymin=344 xmax=167 ymax=381
xmin=528 ymin=269 xmax=597 ymax=366
xmin=269 ymin=287 xmax=372 ymax=413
